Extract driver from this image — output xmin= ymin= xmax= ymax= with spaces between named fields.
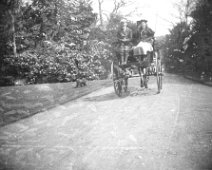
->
xmin=133 ymin=19 xmax=155 ymax=65
xmin=116 ymin=19 xmax=133 ymax=65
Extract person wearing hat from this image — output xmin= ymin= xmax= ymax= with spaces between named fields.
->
xmin=133 ymin=19 xmax=155 ymax=88
xmin=134 ymin=19 xmax=155 ymax=57
xmin=116 ymin=19 xmax=133 ymax=65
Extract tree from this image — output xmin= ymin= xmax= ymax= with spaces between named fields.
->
xmin=173 ymin=0 xmax=197 ymax=24
xmin=0 ymin=0 xmax=21 ymax=73
xmin=187 ymin=0 xmax=212 ymax=74
xmin=163 ymin=22 xmax=191 ymax=72
xmin=98 ymin=0 xmax=104 ymax=26
xmin=164 ymin=0 xmax=212 ymax=75
xmin=1 ymin=0 xmax=98 ymax=84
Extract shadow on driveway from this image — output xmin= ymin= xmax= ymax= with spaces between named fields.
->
xmin=83 ymin=87 xmax=158 ymax=102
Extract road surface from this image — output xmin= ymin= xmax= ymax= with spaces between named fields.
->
xmin=0 ymin=74 xmax=212 ymax=170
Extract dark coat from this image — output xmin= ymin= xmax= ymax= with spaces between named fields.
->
xmin=117 ymin=27 xmax=133 ymax=46
xmin=116 ymin=27 xmax=133 ymax=54
xmin=137 ymin=26 xmax=155 ymax=43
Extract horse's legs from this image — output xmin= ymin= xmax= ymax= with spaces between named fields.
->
xmin=125 ymin=51 xmax=129 ymax=65
xmin=120 ymin=52 xmax=124 ymax=65
xmin=138 ymin=66 xmax=144 ymax=88
xmin=136 ymin=55 xmax=143 ymax=88
xmin=143 ymin=68 xmax=148 ymax=88
xmin=143 ymin=68 xmax=148 ymax=77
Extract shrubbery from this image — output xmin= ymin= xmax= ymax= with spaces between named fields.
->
xmin=163 ymin=0 xmax=212 ymax=76
xmin=0 ymin=0 xmax=113 ymax=86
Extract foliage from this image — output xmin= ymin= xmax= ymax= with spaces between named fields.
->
xmin=0 ymin=0 xmax=145 ymax=85
xmin=163 ymin=0 xmax=212 ymax=75
xmin=0 ymin=0 xmax=111 ymax=85
xmin=162 ymin=22 xmax=190 ymax=72
xmin=88 ymin=13 xmax=126 ymax=76
xmin=186 ymin=0 xmax=212 ymax=74
xmin=0 ymin=0 xmax=21 ymax=67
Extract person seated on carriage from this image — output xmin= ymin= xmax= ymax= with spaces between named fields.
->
xmin=116 ymin=19 xmax=133 ymax=66
xmin=133 ymin=19 xmax=155 ymax=67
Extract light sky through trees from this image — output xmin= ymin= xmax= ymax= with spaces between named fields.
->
xmin=22 ymin=0 xmax=183 ymax=36
xmin=92 ymin=0 xmax=183 ymax=36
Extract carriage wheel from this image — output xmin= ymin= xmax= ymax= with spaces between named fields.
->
xmin=114 ymin=80 xmax=122 ymax=97
xmin=111 ymin=62 xmax=123 ymax=97
xmin=156 ymin=56 xmax=162 ymax=93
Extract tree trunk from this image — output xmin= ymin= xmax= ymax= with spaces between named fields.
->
xmin=8 ymin=10 xmax=17 ymax=58
xmin=98 ymin=0 xmax=103 ymax=26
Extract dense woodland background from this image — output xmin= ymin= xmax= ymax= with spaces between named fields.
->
xmin=0 ymin=0 xmax=211 ymax=86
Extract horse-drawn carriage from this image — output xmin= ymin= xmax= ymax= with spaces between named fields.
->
xmin=111 ymin=37 xmax=163 ymax=97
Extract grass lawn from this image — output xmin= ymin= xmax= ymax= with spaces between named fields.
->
xmin=0 ymin=79 xmax=112 ymax=126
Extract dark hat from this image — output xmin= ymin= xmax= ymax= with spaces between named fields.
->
xmin=137 ymin=19 xmax=148 ymax=25
xmin=140 ymin=19 xmax=148 ymax=22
